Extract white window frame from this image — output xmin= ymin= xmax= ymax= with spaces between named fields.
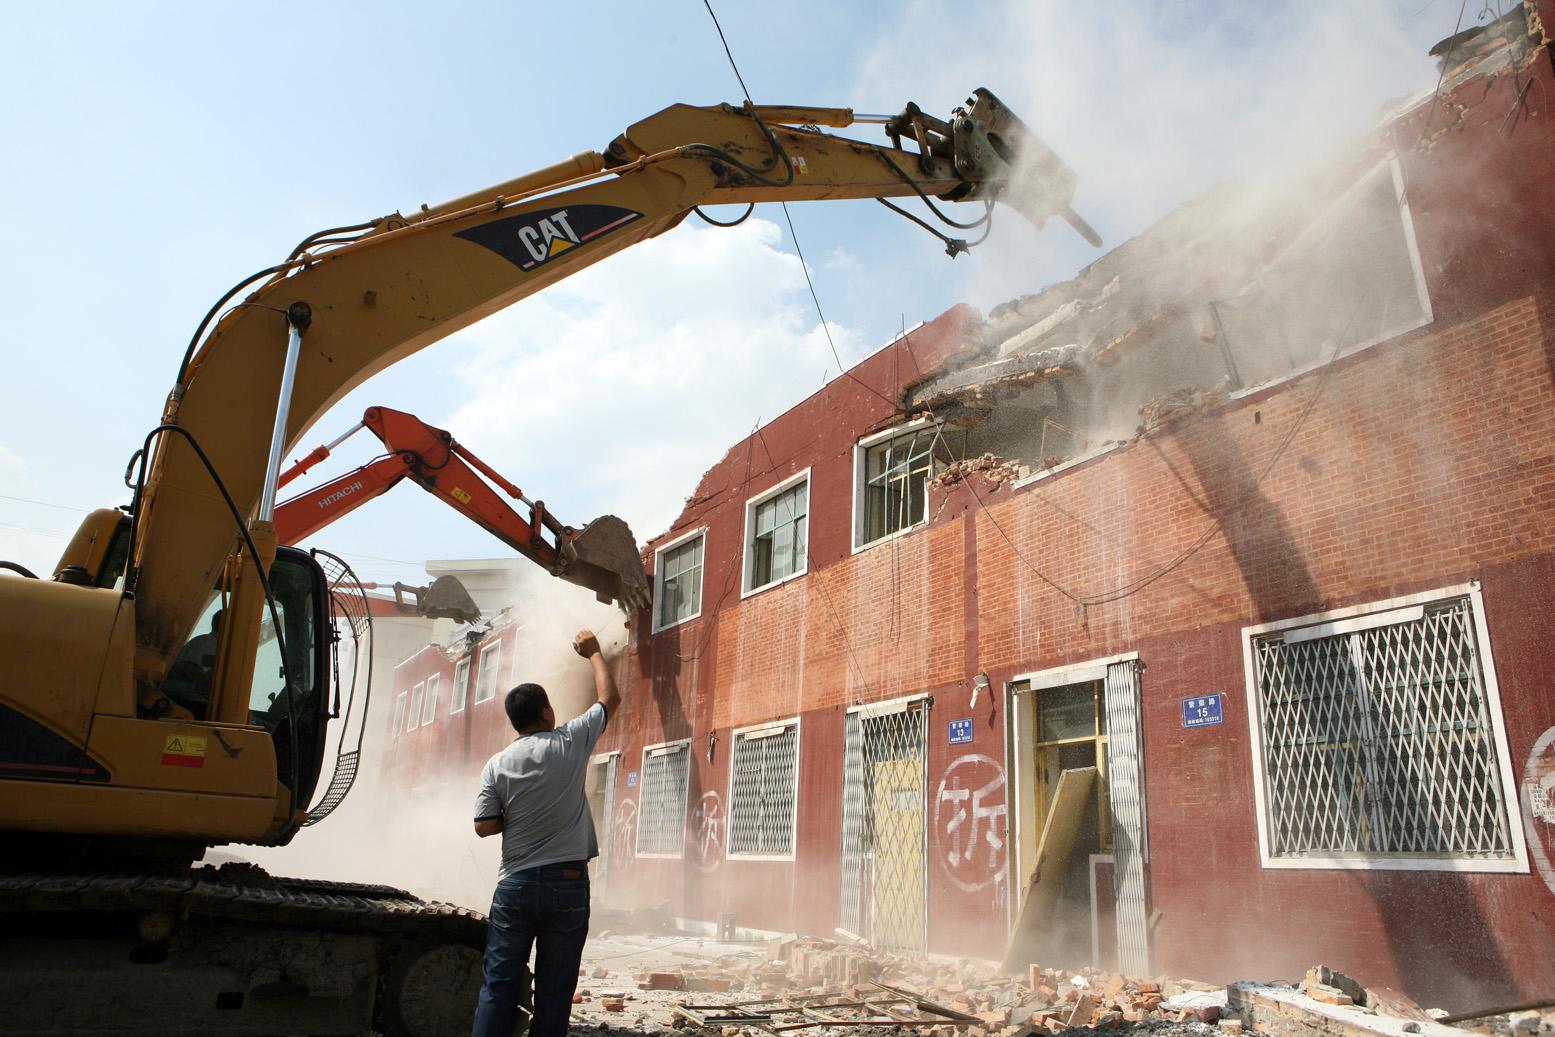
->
xmin=741 ymin=468 xmax=810 ymax=598
xmin=1227 ymin=154 xmax=1433 ymax=400
xmin=407 ymin=682 xmax=424 ymax=734
xmin=451 ymin=658 xmax=470 ymax=715
xmin=391 ymin=691 xmax=407 ymax=738
xmin=1240 ymin=582 xmax=1529 ymax=873
xmin=725 ymin=716 xmax=802 ymax=861
xmin=635 ymin=738 xmax=692 ymax=859
xmin=474 ymin=642 xmax=502 ymax=704
xmin=852 ymin=418 xmax=942 ymax=553
xmin=652 ymin=526 xmax=708 ymax=633
xmin=421 ymin=673 xmax=440 ymax=727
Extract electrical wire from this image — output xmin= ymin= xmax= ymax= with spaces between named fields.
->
xmin=753 ymin=427 xmax=882 ymax=702
xmin=1416 ymin=0 xmax=1472 ymax=148
xmin=0 ymin=493 xmax=92 ymax=513
xmin=777 ymin=202 xmax=899 ymax=409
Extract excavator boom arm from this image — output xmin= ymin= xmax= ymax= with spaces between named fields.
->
xmin=273 ymin=406 xmax=646 ymax=608
xmin=128 ymin=90 xmax=1090 ymax=670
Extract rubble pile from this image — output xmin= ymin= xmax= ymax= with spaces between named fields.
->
xmin=578 ymin=933 xmax=1229 ymax=1036
xmin=577 ymin=928 xmax=1555 ymax=1037
xmin=931 ymin=454 xmax=1029 ymax=493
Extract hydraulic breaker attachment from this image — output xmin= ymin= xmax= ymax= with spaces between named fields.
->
xmin=885 ymin=87 xmax=1101 ymax=247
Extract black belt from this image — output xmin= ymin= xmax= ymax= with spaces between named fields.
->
xmin=512 ymin=860 xmax=589 ymax=880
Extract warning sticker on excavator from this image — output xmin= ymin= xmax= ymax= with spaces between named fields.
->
xmin=162 ymin=734 xmax=208 ymax=768
xmin=453 ymin=204 xmax=644 ymax=273
xmin=451 ymin=486 xmax=472 ymax=504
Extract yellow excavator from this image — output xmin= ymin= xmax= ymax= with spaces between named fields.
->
xmin=0 ymin=89 xmax=1095 ymax=1035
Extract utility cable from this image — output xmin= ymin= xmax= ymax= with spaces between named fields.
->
xmin=697 ymin=0 xmax=898 ymax=410
xmin=0 ymin=493 xmax=93 ymax=513
xmin=1416 ymin=0 xmax=1472 ymax=148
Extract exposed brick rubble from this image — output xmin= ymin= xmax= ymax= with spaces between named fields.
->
xmin=576 ymin=939 xmax=1555 ymax=1037
xmin=931 ymin=454 xmax=1029 ymax=493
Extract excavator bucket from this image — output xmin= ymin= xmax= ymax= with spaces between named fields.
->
xmin=949 ymin=88 xmax=1102 ymax=247
xmin=411 ymin=576 xmax=482 ymax=624
xmin=557 ymin=514 xmax=650 ymax=613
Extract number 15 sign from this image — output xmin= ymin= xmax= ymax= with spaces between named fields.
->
xmin=1182 ymin=693 xmax=1225 ymax=729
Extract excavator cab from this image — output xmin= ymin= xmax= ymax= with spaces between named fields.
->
xmin=153 ymin=546 xmax=331 ymax=825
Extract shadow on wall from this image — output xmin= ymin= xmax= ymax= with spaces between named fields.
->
xmin=1172 ymin=386 xmax=1515 ymax=1007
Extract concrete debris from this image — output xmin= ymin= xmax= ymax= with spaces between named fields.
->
xmin=911 ymin=344 xmax=1084 ymax=411
xmin=580 ymin=935 xmax=1547 ymax=1037
xmin=931 ymin=454 xmax=1028 ymax=493
xmin=1136 ymin=385 xmax=1229 ymax=436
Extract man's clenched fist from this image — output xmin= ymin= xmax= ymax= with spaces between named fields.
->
xmin=572 ymin=630 xmax=602 ymax=660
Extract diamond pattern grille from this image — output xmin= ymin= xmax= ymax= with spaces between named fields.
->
xmin=729 ymin=724 xmax=799 ymax=856
xmin=1252 ymin=597 xmax=1514 ymax=859
xmin=840 ymin=704 xmax=927 ymax=955
xmin=637 ymin=745 xmax=690 ymax=856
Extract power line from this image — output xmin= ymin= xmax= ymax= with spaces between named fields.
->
xmin=698 ymin=0 xmax=899 ymax=411
xmin=0 ymin=492 xmax=94 ymax=513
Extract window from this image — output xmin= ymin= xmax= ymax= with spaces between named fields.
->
xmin=1216 ymin=155 xmax=1431 ymax=393
xmin=391 ymin=692 xmax=407 ymax=738
xmin=421 ymin=674 xmax=440 ymax=727
xmin=451 ymin=658 xmax=470 ymax=715
xmin=407 ymin=682 xmax=424 ymax=733
xmin=744 ymin=472 xmax=808 ymax=593
xmin=636 ymin=741 xmax=691 ymax=857
xmin=728 ymin=720 xmax=800 ymax=857
xmin=1244 ymin=588 xmax=1525 ymax=870
xmin=654 ymin=530 xmax=705 ymax=631
xmin=855 ymin=424 xmax=947 ymax=548
xmin=474 ymin=642 xmax=502 ymax=704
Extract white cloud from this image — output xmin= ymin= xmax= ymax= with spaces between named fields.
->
xmin=444 ymin=217 xmax=863 ymax=543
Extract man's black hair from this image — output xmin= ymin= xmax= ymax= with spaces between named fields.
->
xmin=505 ymin=683 xmax=551 ymax=733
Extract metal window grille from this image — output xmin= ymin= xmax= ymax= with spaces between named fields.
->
xmin=657 ymin=535 xmax=705 ymax=629
xmin=593 ymin=755 xmax=618 ymax=886
xmin=637 ymin=743 xmax=690 ymax=856
xmin=750 ymin=481 xmax=807 ymax=589
xmin=840 ymin=703 xmax=927 ymax=955
xmin=1102 ymin=660 xmax=1149 ymax=975
xmin=421 ymin=674 xmax=440 ymax=727
xmin=391 ymin=692 xmax=407 ymax=738
xmin=474 ymin=644 xmax=501 ymax=703
xmin=860 ymin=428 xmax=945 ymax=545
xmin=728 ymin=723 xmax=799 ymax=856
xmin=407 ymin=683 xmax=424 ymax=733
xmin=1251 ymin=596 xmax=1515 ymax=860
xmin=451 ymin=658 xmax=470 ymax=714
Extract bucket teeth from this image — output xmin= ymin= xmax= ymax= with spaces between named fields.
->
xmin=559 ymin=515 xmax=650 ymax=613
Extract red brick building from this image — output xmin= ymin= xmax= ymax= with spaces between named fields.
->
xmin=387 ymin=6 xmax=1555 ymax=1008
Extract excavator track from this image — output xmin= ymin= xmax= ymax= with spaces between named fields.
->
xmin=0 ymin=863 xmax=528 ymax=1037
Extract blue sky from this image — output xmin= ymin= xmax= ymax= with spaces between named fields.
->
xmin=0 ymin=1 xmax=1458 ymax=591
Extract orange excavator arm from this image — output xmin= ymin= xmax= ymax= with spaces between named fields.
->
xmin=273 ymin=406 xmax=648 ymax=610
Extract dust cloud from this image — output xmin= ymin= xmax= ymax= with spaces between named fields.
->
xmin=234 ymin=560 xmax=628 ymax=911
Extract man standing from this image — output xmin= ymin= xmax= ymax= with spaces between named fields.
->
xmin=471 ymin=629 xmax=621 ymax=1037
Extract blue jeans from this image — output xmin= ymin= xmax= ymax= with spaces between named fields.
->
xmin=472 ymin=863 xmax=590 ymax=1037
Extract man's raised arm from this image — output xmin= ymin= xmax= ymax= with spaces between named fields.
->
xmin=572 ymin=630 xmax=620 ymax=721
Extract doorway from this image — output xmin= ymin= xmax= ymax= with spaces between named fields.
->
xmin=586 ymin=752 xmax=619 ymax=889
xmin=1006 ymin=657 xmax=1148 ymax=974
xmin=840 ymin=698 xmax=928 ymax=955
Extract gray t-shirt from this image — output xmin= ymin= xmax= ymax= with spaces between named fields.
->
xmin=473 ymin=702 xmax=608 ymax=879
